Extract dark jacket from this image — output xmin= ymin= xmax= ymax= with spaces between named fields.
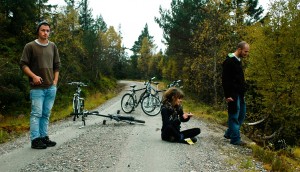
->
xmin=161 ymin=103 xmax=190 ymax=140
xmin=222 ymin=54 xmax=246 ymax=113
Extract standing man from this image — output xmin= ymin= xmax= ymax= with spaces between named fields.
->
xmin=20 ymin=21 xmax=60 ymax=149
xmin=222 ymin=41 xmax=249 ymax=146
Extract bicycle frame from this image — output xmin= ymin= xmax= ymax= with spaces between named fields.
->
xmin=121 ymin=77 xmax=159 ymax=115
xmin=72 ymin=110 xmax=145 ymax=127
xmin=128 ymin=77 xmax=154 ymax=107
xmin=68 ymin=82 xmax=87 ymax=121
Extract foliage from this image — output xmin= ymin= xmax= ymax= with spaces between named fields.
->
xmin=244 ymin=0 xmax=300 ymax=146
xmin=0 ymin=0 xmax=129 ymax=115
xmin=131 ymin=24 xmax=154 ymax=55
xmin=155 ymin=0 xmax=264 ymax=105
xmin=185 ymin=0 xmax=234 ymax=105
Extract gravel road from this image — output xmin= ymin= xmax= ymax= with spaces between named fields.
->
xmin=0 ymin=81 xmax=266 ymax=172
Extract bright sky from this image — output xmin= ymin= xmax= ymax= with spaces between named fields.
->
xmin=49 ymin=0 xmax=171 ymax=53
xmin=49 ymin=0 xmax=269 ymax=54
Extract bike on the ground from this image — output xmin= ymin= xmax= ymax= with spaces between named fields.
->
xmin=121 ymin=77 xmax=161 ymax=116
xmin=68 ymin=82 xmax=145 ymax=127
xmin=72 ymin=110 xmax=145 ymax=127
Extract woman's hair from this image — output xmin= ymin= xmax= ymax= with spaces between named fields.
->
xmin=162 ymin=87 xmax=184 ymax=105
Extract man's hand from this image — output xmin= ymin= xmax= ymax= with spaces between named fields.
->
xmin=225 ymin=97 xmax=234 ymax=103
xmin=32 ymin=75 xmax=43 ymax=85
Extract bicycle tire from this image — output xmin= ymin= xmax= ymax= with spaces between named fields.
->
xmin=80 ymin=98 xmax=84 ymax=113
xmin=133 ymin=119 xmax=145 ymax=124
xmin=73 ymin=96 xmax=80 ymax=114
xmin=117 ymin=115 xmax=145 ymax=124
xmin=121 ymin=93 xmax=135 ymax=113
xmin=141 ymin=95 xmax=161 ymax=116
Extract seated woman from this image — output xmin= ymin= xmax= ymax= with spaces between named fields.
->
xmin=160 ymin=87 xmax=200 ymax=144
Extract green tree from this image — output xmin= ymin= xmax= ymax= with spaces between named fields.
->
xmin=0 ymin=0 xmax=40 ymax=113
xmin=50 ymin=4 xmax=86 ymax=83
xmin=184 ymin=0 xmax=234 ymax=105
xmin=245 ymin=0 xmax=300 ymax=146
xmin=79 ymin=0 xmax=94 ymax=31
xmin=137 ymin=37 xmax=152 ymax=77
xmin=131 ymin=24 xmax=154 ymax=55
xmin=100 ymin=26 xmax=124 ymax=77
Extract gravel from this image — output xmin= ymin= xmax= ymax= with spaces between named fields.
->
xmin=0 ymin=81 xmax=267 ymax=172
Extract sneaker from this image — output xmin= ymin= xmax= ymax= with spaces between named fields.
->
xmin=31 ymin=138 xmax=47 ymax=149
xmin=191 ymin=137 xmax=198 ymax=143
xmin=231 ymin=140 xmax=247 ymax=146
xmin=41 ymin=136 xmax=56 ymax=147
xmin=224 ymin=134 xmax=230 ymax=139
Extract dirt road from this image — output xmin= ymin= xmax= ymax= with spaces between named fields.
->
xmin=0 ymin=81 xmax=265 ymax=172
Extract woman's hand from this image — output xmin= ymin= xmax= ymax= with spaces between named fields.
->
xmin=183 ymin=112 xmax=193 ymax=119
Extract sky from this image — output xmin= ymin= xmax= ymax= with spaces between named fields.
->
xmin=49 ymin=0 xmax=172 ymax=53
xmin=49 ymin=0 xmax=269 ymax=53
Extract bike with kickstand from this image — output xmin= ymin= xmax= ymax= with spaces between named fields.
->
xmin=68 ymin=82 xmax=145 ymax=128
xmin=121 ymin=77 xmax=161 ymax=116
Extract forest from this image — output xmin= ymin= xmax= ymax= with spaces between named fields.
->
xmin=0 ymin=0 xmax=299 ymax=148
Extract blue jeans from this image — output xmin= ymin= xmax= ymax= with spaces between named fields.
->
xmin=224 ymin=96 xmax=246 ymax=144
xmin=30 ymin=85 xmax=57 ymax=140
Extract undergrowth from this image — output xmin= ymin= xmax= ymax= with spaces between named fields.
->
xmin=182 ymin=94 xmax=300 ymax=172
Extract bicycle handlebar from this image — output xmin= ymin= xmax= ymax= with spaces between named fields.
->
xmin=68 ymin=82 xmax=87 ymax=87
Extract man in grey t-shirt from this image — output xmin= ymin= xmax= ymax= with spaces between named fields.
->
xmin=20 ymin=21 xmax=61 ymax=149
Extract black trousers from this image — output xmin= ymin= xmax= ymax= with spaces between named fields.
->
xmin=161 ymin=125 xmax=201 ymax=142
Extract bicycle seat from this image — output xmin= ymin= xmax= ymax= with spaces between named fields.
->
xmin=153 ymin=82 xmax=159 ymax=85
xmin=130 ymin=85 xmax=136 ymax=88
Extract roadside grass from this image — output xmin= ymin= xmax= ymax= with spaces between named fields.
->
xmin=182 ymin=94 xmax=300 ymax=172
xmin=0 ymin=88 xmax=119 ymax=144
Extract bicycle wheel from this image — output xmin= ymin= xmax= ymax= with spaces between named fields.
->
xmin=80 ymin=98 xmax=84 ymax=113
xmin=117 ymin=115 xmax=145 ymax=124
xmin=141 ymin=95 xmax=161 ymax=116
xmin=121 ymin=93 xmax=135 ymax=113
xmin=73 ymin=96 xmax=80 ymax=114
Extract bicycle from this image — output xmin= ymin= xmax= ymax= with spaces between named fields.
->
xmin=68 ymin=82 xmax=87 ymax=121
xmin=68 ymin=82 xmax=145 ymax=127
xmin=150 ymin=81 xmax=166 ymax=102
xmin=140 ymin=82 xmax=163 ymax=116
xmin=121 ymin=77 xmax=161 ymax=116
xmin=71 ymin=110 xmax=145 ymax=127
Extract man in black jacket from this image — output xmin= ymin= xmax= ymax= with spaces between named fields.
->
xmin=222 ymin=41 xmax=249 ymax=146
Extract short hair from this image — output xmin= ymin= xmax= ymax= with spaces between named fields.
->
xmin=162 ymin=87 xmax=184 ymax=105
xmin=237 ymin=41 xmax=248 ymax=50
xmin=36 ymin=21 xmax=50 ymax=34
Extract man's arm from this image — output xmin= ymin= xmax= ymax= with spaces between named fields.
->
xmin=53 ymin=71 xmax=59 ymax=85
xmin=22 ymin=66 xmax=43 ymax=85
